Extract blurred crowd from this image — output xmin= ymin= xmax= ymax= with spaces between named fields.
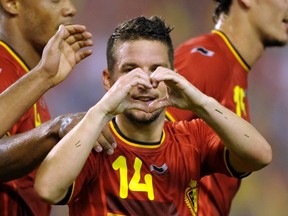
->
xmin=46 ymin=1 xmax=288 ymax=215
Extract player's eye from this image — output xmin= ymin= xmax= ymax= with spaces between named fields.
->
xmin=122 ymin=67 xmax=136 ymax=73
xmin=151 ymin=66 xmax=159 ymax=73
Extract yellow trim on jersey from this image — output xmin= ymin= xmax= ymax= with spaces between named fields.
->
xmin=108 ymin=213 xmax=127 ymax=216
xmin=0 ymin=41 xmax=42 ymax=128
xmin=212 ymin=30 xmax=249 ymax=72
xmin=33 ymin=103 xmax=42 ymax=127
xmin=165 ymin=110 xmax=176 ymax=122
xmin=0 ymin=41 xmax=29 ymax=72
xmin=67 ymin=181 xmax=76 ymax=203
xmin=109 ymin=120 xmax=166 ymax=149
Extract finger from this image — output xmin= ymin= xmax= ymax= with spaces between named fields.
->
xmin=65 ymin=31 xmax=93 ymax=47
xmin=148 ymin=96 xmax=172 ymax=113
xmin=69 ymin=39 xmax=94 ymax=52
xmin=93 ymin=142 xmax=103 ymax=152
xmin=62 ymin=24 xmax=88 ymax=40
xmin=101 ymin=124 xmax=116 ymax=147
xmin=74 ymin=49 xmax=93 ymax=63
xmin=42 ymin=24 xmax=66 ymax=54
xmin=93 ymin=134 xmax=115 ymax=155
xmin=123 ymin=71 xmax=152 ymax=92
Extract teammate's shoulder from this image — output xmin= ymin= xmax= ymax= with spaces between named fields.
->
xmin=175 ymin=32 xmax=226 ymax=59
xmin=176 ymin=32 xmax=218 ymax=49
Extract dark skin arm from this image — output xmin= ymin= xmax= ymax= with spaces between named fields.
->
xmin=0 ymin=111 xmax=116 ymax=182
xmin=0 ymin=112 xmax=84 ymax=182
xmin=0 ymin=24 xmax=115 ymax=181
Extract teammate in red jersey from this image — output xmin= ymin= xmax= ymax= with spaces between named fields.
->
xmin=165 ymin=0 xmax=288 ymax=215
xmin=0 ymin=0 xmax=81 ymax=215
xmin=34 ymin=16 xmax=272 ymax=216
xmin=0 ymin=24 xmax=93 ymax=181
xmin=0 ymin=24 xmax=92 ymax=138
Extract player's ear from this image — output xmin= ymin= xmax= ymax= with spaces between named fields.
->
xmin=102 ymin=69 xmax=112 ymax=91
xmin=0 ymin=0 xmax=20 ymax=15
xmin=239 ymin=0 xmax=251 ymax=8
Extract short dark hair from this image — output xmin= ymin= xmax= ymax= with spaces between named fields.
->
xmin=213 ymin=0 xmax=233 ymax=23
xmin=106 ymin=16 xmax=174 ymax=72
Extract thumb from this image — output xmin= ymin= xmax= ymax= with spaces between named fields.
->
xmin=45 ymin=24 xmax=65 ymax=51
xmin=148 ymin=96 xmax=172 ymax=113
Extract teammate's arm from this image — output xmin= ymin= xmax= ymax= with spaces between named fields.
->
xmin=0 ymin=24 xmax=93 ymax=137
xmin=0 ymin=112 xmax=84 ymax=182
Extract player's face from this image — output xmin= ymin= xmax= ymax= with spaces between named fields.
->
xmin=109 ymin=39 xmax=171 ymax=124
xmin=18 ymin=0 xmax=77 ymax=53
xmin=251 ymin=0 xmax=288 ymax=47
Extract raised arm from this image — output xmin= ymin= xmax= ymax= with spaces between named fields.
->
xmin=149 ymin=67 xmax=272 ymax=173
xmin=0 ymin=24 xmax=93 ymax=136
xmin=34 ymin=69 xmax=153 ymax=204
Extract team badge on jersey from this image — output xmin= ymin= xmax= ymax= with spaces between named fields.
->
xmin=184 ymin=180 xmax=198 ymax=216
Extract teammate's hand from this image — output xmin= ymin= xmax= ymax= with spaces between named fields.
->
xmin=93 ymin=123 xmax=117 ymax=155
xmin=38 ymin=24 xmax=93 ymax=88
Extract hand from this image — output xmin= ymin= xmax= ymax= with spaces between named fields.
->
xmin=38 ymin=24 xmax=93 ymax=88
xmin=148 ymin=66 xmax=205 ymax=112
xmin=93 ymin=123 xmax=117 ymax=155
xmin=99 ymin=68 xmax=153 ymax=117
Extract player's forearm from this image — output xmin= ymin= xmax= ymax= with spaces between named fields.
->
xmin=0 ymin=118 xmax=60 ymax=182
xmin=193 ymin=96 xmax=272 ymax=172
xmin=0 ymin=67 xmax=52 ymax=137
xmin=35 ymin=105 xmax=110 ymax=204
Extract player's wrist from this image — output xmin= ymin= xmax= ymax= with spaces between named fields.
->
xmin=30 ymin=64 xmax=55 ymax=90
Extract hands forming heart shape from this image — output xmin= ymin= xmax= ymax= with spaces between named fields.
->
xmin=100 ymin=66 xmax=199 ymax=117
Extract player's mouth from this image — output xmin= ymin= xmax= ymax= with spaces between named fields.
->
xmin=133 ymin=96 xmax=156 ymax=104
xmin=283 ymin=18 xmax=288 ymax=32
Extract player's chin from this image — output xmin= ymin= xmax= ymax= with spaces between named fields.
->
xmin=126 ymin=108 xmax=164 ymax=123
xmin=264 ymin=30 xmax=288 ymax=47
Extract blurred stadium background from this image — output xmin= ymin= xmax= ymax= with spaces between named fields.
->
xmin=48 ymin=1 xmax=288 ymax=215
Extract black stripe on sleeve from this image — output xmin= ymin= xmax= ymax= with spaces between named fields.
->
xmin=56 ymin=184 xmax=74 ymax=205
xmin=225 ymin=149 xmax=251 ymax=179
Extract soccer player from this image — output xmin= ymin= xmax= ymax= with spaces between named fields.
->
xmin=0 ymin=24 xmax=92 ymax=138
xmin=0 ymin=24 xmax=93 ymax=182
xmin=165 ymin=0 xmax=288 ymax=215
xmin=34 ymin=16 xmax=272 ymax=216
xmin=0 ymin=1 xmax=84 ymax=215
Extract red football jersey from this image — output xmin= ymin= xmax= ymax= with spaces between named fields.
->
xmin=166 ymin=30 xmax=251 ymax=216
xmin=64 ymin=119 xmax=247 ymax=216
xmin=0 ymin=41 xmax=51 ymax=216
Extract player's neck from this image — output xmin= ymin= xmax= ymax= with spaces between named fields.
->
xmin=115 ymin=113 xmax=165 ymax=143
xmin=215 ymin=16 xmax=265 ymax=66
xmin=0 ymin=22 xmax=41 ymax=69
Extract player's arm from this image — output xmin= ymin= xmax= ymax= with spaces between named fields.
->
xmin=34 ymin=69 xmax=153 ymax=204
xmin=166 ymin=44 xmax=230 ymax=121
xmin=0 ymin=24 xmax=93 ymax=137
xmin=149 ymin=67 xmax=272 ymax=173
xmin=0 ymin=112 xmax=84 ymax=182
